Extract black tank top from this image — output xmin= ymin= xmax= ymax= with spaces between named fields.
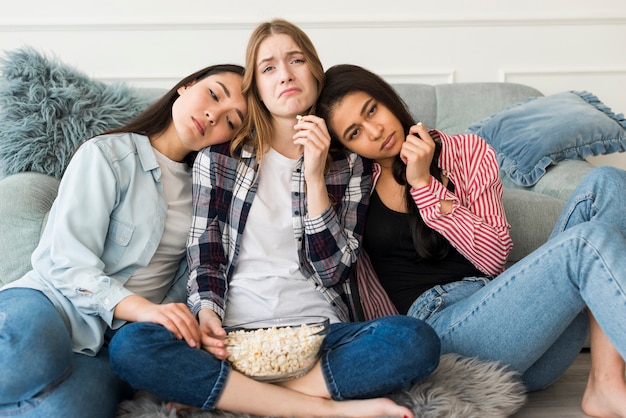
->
xmin=364 ymin=190 xmax=483 ymax=314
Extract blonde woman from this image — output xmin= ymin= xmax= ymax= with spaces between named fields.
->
xmin=109 ymin=19 xmax=440 ymax=418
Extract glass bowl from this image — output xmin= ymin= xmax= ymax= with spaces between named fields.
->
xmin=223 ymin=316 xmax=330 ymax=382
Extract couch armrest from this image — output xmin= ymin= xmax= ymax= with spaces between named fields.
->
xmin=0 ymin=172 xmax=59 ymax=286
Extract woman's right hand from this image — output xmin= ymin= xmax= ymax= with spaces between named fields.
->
xmin=401 ymin=122 xmax=436 ymax=189
xmin=198 ymin=308 xmax=229 ymax=360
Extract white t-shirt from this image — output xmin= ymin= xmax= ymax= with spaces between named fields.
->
xmin=125 ymin=148 xmax=192 ymax=303
xmin=223 ymin=147 xmax=340 ymax=326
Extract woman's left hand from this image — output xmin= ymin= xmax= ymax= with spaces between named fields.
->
xmin=115 ymin=294 xmax=202 ymax=348
xmin=293 ymin=114 xmax=330 ymax=184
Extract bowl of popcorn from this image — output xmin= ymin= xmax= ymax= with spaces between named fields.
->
xmin=223 ymin=316 xmax=330 ymax=382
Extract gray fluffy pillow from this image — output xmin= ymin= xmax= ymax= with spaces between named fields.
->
xmin=0 ymin=47 xmax=153 ymax=179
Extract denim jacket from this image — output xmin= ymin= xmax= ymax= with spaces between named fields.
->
xmin=3 ymin=133 xmax=188 ymax=355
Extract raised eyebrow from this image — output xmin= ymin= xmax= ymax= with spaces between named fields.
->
xmin=342 ymin=123 xmax=357 ymax=140
xmin=361 ymin=97 xmax=374 ymax=115
xmin=287 ymin=50 xmax=304 ymax=59
xmin=216 ymin=81 xmax=230 ymax=98
xmin=256 ymin=55 xmax=274 ymax=70
xmin=341 ymin=97 xmax=374 ymax=139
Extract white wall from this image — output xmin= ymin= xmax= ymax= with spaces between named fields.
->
xmin=2 ymin=0 xmax=626 ymax=167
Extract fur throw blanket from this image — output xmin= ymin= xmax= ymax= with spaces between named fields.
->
xmin=116 ymin=354 xmax=526 ymax=418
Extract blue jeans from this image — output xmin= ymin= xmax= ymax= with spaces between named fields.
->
xmin=109 ymin=315 xmax=440 ymax=409
xmin=0 ymin=288 xmax=132 ymax=418
xmin=407 ymin=166 xmax=626 ymax=391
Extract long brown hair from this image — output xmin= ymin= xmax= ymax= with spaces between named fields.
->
xmin=317 ymin=64 xmax=450 ymax=260
xmin=106 ymin=64 xmax=244 ymax=167
xmin=230 ymin=19 xmax=325 ymax=162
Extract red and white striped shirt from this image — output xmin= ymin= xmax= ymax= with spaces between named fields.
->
xmin=357 ymin=129 xmax=513 ymax=320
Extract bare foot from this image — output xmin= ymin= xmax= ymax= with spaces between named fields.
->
xmin=581 ymin=373 xmax=626 ymax=418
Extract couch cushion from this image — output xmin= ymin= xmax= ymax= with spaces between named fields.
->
xmin=391 ymin=82 xmax=542 ymax=134
xmin=467 ymin=91 xmax=626 ymax=187
xmin=435 ymin=82 xmax=543 ymax=135
xmin=0 ymin=172 xmax=59 ymax=286
xmin=0 ymin=46 xmax=155 ymax=180
xmin=500 ymin=159 xmax=594 ymax=202
xmin=391 ymin=83 xmax=437 ymax=129
xmin=502 ymin=187 xmax=565 ymax=264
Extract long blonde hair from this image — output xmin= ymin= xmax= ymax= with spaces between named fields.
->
xmin=230 ymin=19 xmax=325 ymax=159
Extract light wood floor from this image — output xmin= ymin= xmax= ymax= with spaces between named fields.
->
xmin=512 ymin=350 xmax=591 ymax=417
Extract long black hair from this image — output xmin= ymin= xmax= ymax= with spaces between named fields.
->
xmin=106 ymin=63 xmax=244 ymax=167
xmin=317 ymin=64 xmax=451 ymax=260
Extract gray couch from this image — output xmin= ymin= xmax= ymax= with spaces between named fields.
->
xmin=0 ymin=82 xmax=594 ymax=288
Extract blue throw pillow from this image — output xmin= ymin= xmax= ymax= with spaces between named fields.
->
xmin=0 ymin=47 xmax=153 ymax=179
xmin=466 ymin=91 xmax=626 ymax=186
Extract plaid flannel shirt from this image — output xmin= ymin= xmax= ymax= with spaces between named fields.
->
xmin=186 ymin=142 xmax=371 ymax=322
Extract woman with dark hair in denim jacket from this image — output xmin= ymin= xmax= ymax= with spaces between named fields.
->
xmin=0 ymin=64 xmax=246 ymax=418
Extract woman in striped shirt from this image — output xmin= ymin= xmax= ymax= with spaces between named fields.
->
xmin=317 ymin=63 xmax=626 ymax=418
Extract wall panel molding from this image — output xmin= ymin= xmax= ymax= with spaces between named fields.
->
xmin=97 ymin=76 xmax=180 ymax=89
xmin=2 ymin=16 xmax=625 ymax=32
xmin=98 ymin=71 xmax=457 ymax=89
xmin=498 ymin=68 xmax=626 ymax=108
xmin=380 ymin=71 xmax=455 ymax=85
xmin=500 ymin=68 xmax=626 ymax=82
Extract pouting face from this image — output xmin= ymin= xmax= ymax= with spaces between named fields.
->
xmin=254 ymin=33 xmax=319 ymax=119
xmin=329 ymin=91 xmax=404 ymax=163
